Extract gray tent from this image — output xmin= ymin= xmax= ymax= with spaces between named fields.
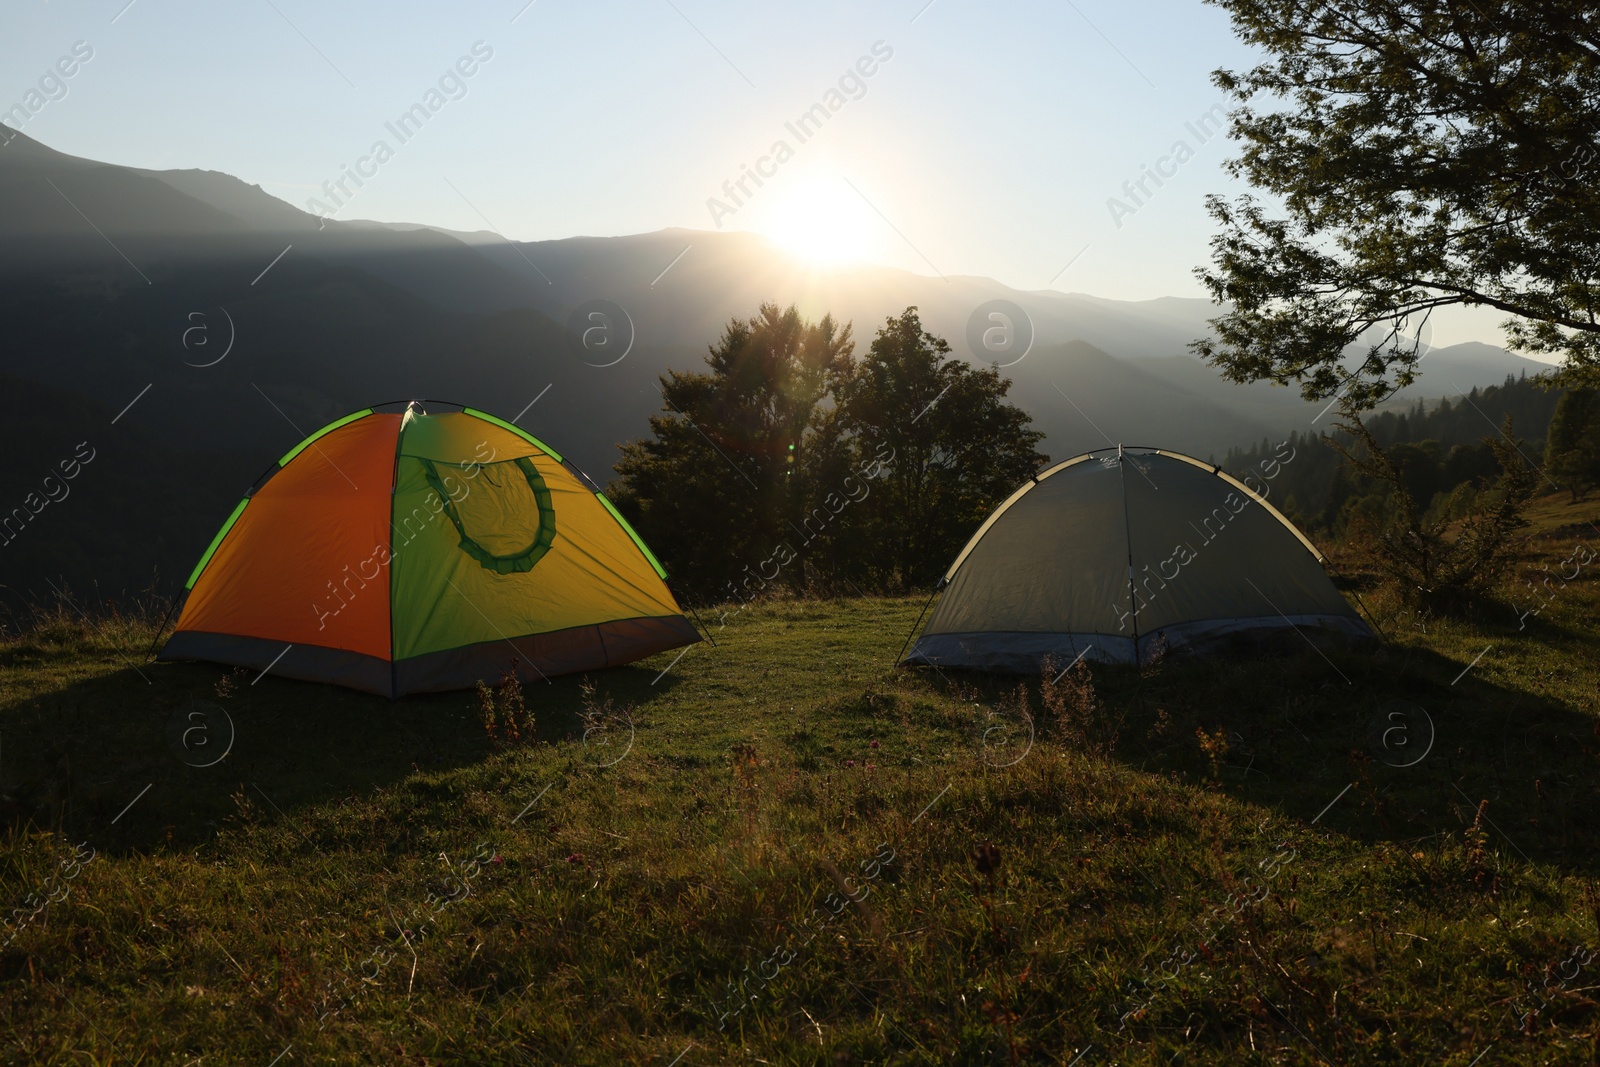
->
xmin=902 ymin=446 xmax=1373 ymax=671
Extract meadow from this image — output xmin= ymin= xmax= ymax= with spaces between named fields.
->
xmin=3 ymin=492 xmax=1600 ymax=1065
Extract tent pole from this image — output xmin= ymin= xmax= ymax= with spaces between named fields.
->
xmin=1117 ymin=444 xmax=1141 ymax=665
xmin=894 ymin=578 xmax=944 ymax=667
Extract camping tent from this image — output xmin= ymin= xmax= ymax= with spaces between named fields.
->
xmin=902 ymin=446 xmax=1372 ymax=671
xmin=159 ymin=402 xmax=699 ymax=696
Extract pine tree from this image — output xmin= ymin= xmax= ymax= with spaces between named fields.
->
xmin=1543 ymin=388 xmax=1600 ymax=502
xmin=608 ymin=303 xmax=852 ymax=598
xmin=827 ymin=308 xmax=1046 ymax=592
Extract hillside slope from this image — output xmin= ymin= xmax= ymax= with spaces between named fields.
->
xmin=4 ymin=508 xmax=1599 ymax=1062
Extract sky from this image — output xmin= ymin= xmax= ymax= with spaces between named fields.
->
xmin=2 ymin=0 xmax=1511 ymax=348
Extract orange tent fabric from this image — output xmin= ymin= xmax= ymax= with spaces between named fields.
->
xmin=160 ymin=403 xmax=699 ymax=696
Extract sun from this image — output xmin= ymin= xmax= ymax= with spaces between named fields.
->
xmin=761 ymin=178 xmax=876 ymax=265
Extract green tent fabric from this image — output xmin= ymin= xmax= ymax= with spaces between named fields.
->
xmin=903 ymin=446 xmax=1373 ymax=671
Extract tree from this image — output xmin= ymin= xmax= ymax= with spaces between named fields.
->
xmin=608 ymin=303 xmax=852 ymax=599
xmin=1543 ymin=387 xmax=1600 ymax=501
xmin=1329 ymin=399 xmax=1536 ymax=609
xmin=1194 ymin=1 xmax=1600 ymax=404
xmin=825 ymin=308 xmax=1046 ymax=592
xmin=1386 ymin=439 xmax=1446 ymax=511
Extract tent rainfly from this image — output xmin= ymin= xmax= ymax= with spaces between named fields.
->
xmin=160 ymin=402 xmax=699 ymax=696
xmin=902 ymin=446 xmax=1373 ymax=672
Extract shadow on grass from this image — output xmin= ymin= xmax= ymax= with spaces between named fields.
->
xmin=909 ymin=632 xmax=1600 ymax=878
xmin=0 ymin=655 xmax=684 ymax=855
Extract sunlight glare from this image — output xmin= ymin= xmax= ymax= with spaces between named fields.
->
xmin=762 ymin=179 xmax=876 ymax=264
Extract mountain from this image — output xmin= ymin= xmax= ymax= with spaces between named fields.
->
xmin=1388 ymin=341 xmax=1547 ymax=400
xmin=0 ymin=130 xmax=1552 ymax=608
xmin=0 ymin=375 xmax=242 ymax=622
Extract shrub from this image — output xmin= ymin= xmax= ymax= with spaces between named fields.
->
xmin=1040 ymin=656 xmax=1120 ymax=757
xmin=476 ymin=667 xmax=533 ymax=749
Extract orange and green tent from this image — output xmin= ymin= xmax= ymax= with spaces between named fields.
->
xmin=159 ymin=402 xmax=700 ymax=696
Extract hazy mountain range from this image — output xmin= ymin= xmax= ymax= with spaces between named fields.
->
xmin=0 ymin=130 xmax=1551 ymax=609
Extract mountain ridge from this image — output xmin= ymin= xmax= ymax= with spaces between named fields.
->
xmin=0 ymin=129 xmax=1559 ymax=604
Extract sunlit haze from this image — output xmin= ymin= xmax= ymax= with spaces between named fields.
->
xmin=2 ymin=0 xmax=1508 ymax=347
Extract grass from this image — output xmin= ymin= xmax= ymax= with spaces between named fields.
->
xmin=3 ymin=494 xmax=1600 ymax=1064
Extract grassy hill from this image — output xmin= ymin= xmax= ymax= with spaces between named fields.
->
xmin=4 ymin=495 xmax=1600 ymax=1064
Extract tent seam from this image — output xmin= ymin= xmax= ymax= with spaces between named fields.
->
xmin=388 ymin=406 xmax=407 ymax=701
xmin=181 ymin=410 xmax=379 ymax=596
xmin=1117 ymin=444 xmax=1140 ymax=653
